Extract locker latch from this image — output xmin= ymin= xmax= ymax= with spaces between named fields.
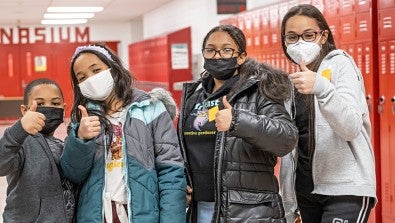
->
xmin=392 ymin=97 xmax=395 ymax=115
xmin=378 ymin=96 xmax=385 ymax=115
xmin=366 ymin=94 xmax=372 ymax=113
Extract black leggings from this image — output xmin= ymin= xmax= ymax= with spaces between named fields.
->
xmin=296 ymin=193 xmax=374 ymax=223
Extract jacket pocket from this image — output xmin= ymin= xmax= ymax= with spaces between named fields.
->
xmin=225 ymin=189 xmax=286 ymax=223
xmin=35 ymin=195 xmax=65 ymax=223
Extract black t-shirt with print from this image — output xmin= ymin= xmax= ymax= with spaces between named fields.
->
xmin=183 ymin=75 xmax=238 ymax=201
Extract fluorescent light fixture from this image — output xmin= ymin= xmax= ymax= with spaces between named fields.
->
xmin=44 ymin=13 xmax=95 ymax=19
xmin=47 ymin=6 xmax=103 ymax=13
xmin=41 ymin=19 xmax=88 ymax=25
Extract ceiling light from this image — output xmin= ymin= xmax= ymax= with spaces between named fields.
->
xmin=47 ymin=7 xmax=103 ymax=13
xmin=44 ymin=13 xmax=95 ymax=19
xmin=41 ymin=19 xmax=88 ymax=25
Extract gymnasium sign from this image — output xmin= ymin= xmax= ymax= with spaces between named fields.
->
xmin=0 ymin=26 xmax=90 ymax=44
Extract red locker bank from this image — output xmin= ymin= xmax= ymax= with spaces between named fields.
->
xmin=0 ymin=26 xmax=119 ymax=119
xmin=220 ymin=0 xmax=395 ymax=222
xmin=128 ymin=27 xmax=193 ymax=108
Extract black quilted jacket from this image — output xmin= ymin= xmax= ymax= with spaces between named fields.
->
xmin=178 ymin=59 xmax=299 ymax=223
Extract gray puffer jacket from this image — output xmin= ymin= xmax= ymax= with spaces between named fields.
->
xmin=179 ymin=59 xmax=299 ymax=223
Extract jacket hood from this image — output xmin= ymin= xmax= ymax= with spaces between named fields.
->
xmin=324 ymin=49 xmax=347 ymax=60
xmin=148 ymin=88 xmax=178 ymax=120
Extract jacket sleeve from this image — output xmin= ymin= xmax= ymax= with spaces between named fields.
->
xmin=150 ymin=101 xmax=186 ymax=223
xmin=311 ymin=54 xmax=367 ymax=141
xmin=229 ymin=96 xmax=298 ymax=157
xmin=0 ymin=120 xmax=28 ymax=176
xmin=60 ymin=124 xmax=96 ymax=184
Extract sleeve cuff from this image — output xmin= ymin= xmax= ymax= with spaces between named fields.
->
xmin=311 ymin=75 xmax=329 ymax=97
xmin=8 ymin=120 xmax=29 ymax=144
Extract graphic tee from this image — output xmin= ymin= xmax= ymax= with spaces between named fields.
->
xmin=104 ymin=110 xmax=129 ymax=223
xmin=183 ymin=75 xmax=238 ymax=201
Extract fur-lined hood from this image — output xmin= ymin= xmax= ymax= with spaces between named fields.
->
xmin=148 ymin=88 xmax=178 ymax=120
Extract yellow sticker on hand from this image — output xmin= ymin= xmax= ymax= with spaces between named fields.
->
xmin=321 ymin=68 xmax=331 ymax=80
xmin=208 ymin=106 xmax=219 ymax=122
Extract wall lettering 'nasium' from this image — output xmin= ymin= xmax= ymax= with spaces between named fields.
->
xmin=0 ymin=26 xmax=90 ymax=44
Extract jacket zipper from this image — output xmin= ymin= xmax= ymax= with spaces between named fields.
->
xmin=214 ymin=132 xmax=225 ymax=222
xmin=309 ymin=95 xmax=316 ymax=183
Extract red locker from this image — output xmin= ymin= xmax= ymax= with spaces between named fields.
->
xmin=388 ymin=40 xmax=395 ymax=220
xmin=129 ymin=27 xmax=192 ymax=108
xmin=356 ymin=13 xmax=372 ymax=40
xmin=342 ymin=43 xmax=355 ymax=58
xmin=339 ymin=0 xmax=355 ymax=15
xmin=278 ymin=2 xmax=289 ymax=23
xmin=339 ymin=15 xmax=356 ymax=42
xmin=237 ymin=16 xmax=245 ymax=32
xmin=260 ymin=8 xmax=271 ymax=49
xmin=269 ymin=5 xmax=280 ymax=50
xmin=324 ymin=0 xmax=340 ymax=18
xmin=355 ymin=0 xmax=371 ymax=13
xmin=378 ymin=8 xmax=395 ymax=40
xmin=327 ymin=18 xmax=340 ymax=43
xmin=378 ymin=41 xmax=393 ymax=223
xmin=378 ymin=0 xmax=395 ymax=9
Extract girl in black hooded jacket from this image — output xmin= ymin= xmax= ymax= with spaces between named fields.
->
xmin=178 ymin=24 xmax=299 ymax=223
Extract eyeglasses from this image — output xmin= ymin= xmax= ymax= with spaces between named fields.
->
xmin=202 ymin=48 xmax=239 ymax=59
xmin=284 ymin=31 xmax=323 ymax=44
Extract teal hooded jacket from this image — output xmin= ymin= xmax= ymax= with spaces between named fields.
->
xmin=60 ymin=89 xmax=186 ymax=222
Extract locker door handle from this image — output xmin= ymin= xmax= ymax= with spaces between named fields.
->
xmin=392 ymin=97 xmax=395 ymax=115
xmin=366 ymin=94 xmax=372 ymax=113
xmin=378 ymin=96 xmax=385 ymax=115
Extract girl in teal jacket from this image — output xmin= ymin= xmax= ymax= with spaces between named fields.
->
xmin=60 ymin=44 xmax=186 ymax=223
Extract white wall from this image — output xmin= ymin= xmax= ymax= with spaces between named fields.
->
xmin=89 ymin=22 xmax=134 ymax=68
xmin=89 ymin=0 xmax=281 ymax=78
xmin=139 ymin=0 xmax=281 ymax=79
xmin=142 ymin=0 xmax=231 ymax=78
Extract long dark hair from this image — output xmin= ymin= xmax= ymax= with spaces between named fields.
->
xmin=280 ymin=4 xmax=337 ymax=72
xmin=69 ymin=44 xmax=134 ymax=142
xmin=203 ymin=25 xmax=291 ymax=102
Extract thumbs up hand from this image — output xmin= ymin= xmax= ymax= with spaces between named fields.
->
xmin=21 ymin=100 xmax=46 ymax=135
xmin=289 ymin=60 xmax=317 ymax=94
xmin=215 ymin=96 xmax=233 ymax=131
xmin=77 ymin=105 xmax=101 ymax=140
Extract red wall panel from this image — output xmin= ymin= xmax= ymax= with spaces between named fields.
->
xmin=129 ymin=27 xmax=192 ymax=108
xmin=0 ymin=45 xmax=21 ymax=97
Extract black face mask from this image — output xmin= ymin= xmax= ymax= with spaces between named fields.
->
xmin=203 ymin=57 xmax=239 ymax=80
xmin=36 ymin=107 xmax=64 ymax=135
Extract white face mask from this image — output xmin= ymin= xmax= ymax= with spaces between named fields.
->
xmin=286 ymin=40 xmax=321 ymax=65
xmin=79 ymin=68 xmax=114 ymax=101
